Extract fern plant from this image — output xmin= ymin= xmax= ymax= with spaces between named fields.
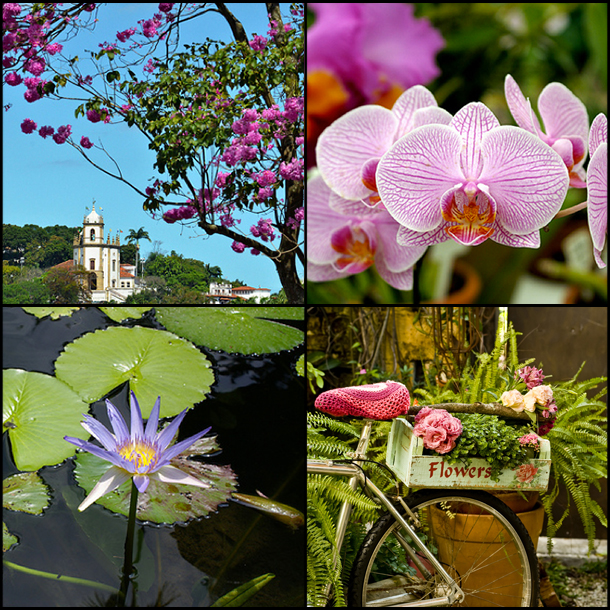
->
xmin=307 ymin=410 xmax=400 ymax=606
xmin=415 ymin=321 xmax=607 ymax=555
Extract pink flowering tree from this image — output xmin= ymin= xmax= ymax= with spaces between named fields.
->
xmin=4 ymin=3 xmax=304 ymax=303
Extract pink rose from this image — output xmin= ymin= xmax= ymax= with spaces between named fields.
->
xmin=413 ymin=408 xmax=462 ymax=454
xmin=530 ymin=384 xmax=554 ymax=406
xmin=516 ymin=463 xmax=538 ymax=484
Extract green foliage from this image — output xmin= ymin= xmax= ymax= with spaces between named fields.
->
xmin=306 ymin=412 xmax=398 ymax=606
xmin=442 ymin=413 xmax=531 ymax=482
xmin=541 ymin=365 xmax=607 ymax=554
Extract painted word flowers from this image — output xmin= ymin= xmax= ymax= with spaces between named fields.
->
xmin=308 ymin=75 xmax=607 ymax=289
xmin=413 ymin=407 xmax=463 ymax=455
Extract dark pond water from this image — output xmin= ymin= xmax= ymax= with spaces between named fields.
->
xmin=2 ymin=306 xmax=305 ymax=607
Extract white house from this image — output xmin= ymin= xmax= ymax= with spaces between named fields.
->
xmin=207 ymin=281 xmax=271 ymax=304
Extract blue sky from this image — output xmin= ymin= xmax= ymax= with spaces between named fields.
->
xmin=3 ymin=3 xmax=301 ymax=293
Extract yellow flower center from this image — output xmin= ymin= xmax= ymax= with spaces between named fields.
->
xmin=119 ymin=441 xmax=157 ymax=471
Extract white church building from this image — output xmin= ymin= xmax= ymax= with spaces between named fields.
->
xmin=70 ymin=204 xmax=139 ymax=302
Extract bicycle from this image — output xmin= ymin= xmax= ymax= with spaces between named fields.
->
xmin=307 ymin=381 xmax=543 ymax=607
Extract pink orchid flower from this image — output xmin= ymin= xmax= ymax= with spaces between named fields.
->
xmin=376 ymin=101 xmax=570 ymax=248
xmin=587 ymin=113 xmax=608 ymax=268
xmin=307 ymin=173 xmax=426 ymax=290
xmin=316 ymin=85 xmax=451 ymax=206
xmin=504 ymin=74 xmax=589 ymax=188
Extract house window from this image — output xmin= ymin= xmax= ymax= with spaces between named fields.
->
xmin=126 ymin=282 xmax=130 ymax=288
xmin=89 ymin=259 xmax=95 ymax=270
xmin=121 ymin=282 xmax=125 ymax=288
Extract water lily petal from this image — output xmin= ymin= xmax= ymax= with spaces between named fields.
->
xmin=81 ymin=415 xmax=117 ymax=451
xmin=78 ymin=466 xmax=131 ymax=512
xmin=105 ymin=399 xmax=130 ymax=443
xmin=155 ymin=409 xmax=188 ymax=452
xmin=157 ymin=427 xmax=212 ymax=464
xmin=129 ymin=391 xmax=145 ymax=441
xmin=145 ymin=396 xmax=161 ymax=441
xmin=478 ymin=126 xmax=569 ymax=234
xmin=133 ymin=474 xmax=150 ymax=493
xmin=377 ymin=124 xmax=463 ymax=232
xmin=317 ymin=105 xmax=398 ymax=200
xmin=151 ymin=465 xmax=211 ymax=489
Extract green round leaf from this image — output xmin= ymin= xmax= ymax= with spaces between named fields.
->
xmin=22 ymin=307 xmax=80 ymax=319
xmin=55 ymin=326 xmax=214 ymax=418
xmin=3 ymin=521 xmax=19 ymax=553
xmin=156 ymin=307 xmax=304 ymax=354
xmin=2 ymin=369 xmax=90 ymax=471
xmin=73 ymin=436 xmax=237 ymax=524
xmin=99 ymin=306 xmax=152 ymax=322
xmin=3 ymin=472 xmax=51 ymax=515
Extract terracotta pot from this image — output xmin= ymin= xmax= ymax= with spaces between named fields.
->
xmin=424 ymin=259 xmax=482 ymax=304
xmin=429 ymin=501 xmax=545 ymax=606
xmin=492 ymin=490 xmax=539 ymax=513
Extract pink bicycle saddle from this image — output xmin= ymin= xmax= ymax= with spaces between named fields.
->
xmin=314 ymin=381 xmax=410 ymax=420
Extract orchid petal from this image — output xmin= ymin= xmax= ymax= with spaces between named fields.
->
xmin=78 ymin=466 xmax=131 ymax=512
xmin=317 ymin=105 xmax=398 ymax=200
xmin=589 ymin=113 xmax=608 ymax=156
xmin=491 ymin=224 xmax=541 ymax=248
xmin=450 ymin=102 xmax=500 ymax=179
xmin=538 ymin=82 xmax=589 ymax=148
xmin=396 ymin=225 xmax=448 ymax=247
xmin=377 ymin=124 xmax=463 ymax=231
xmin=307 ymin=260 xmax=350 ymax=282
xmin=152 ymin=465 xmax=211 ymax=489
xmin=504 ymin=74 xmax=543 ymax=137
xmin=374 ymin=215 xmax=427 ymax=272
xmin=391 ymin=84 xmax=439 ymax=139
xmin=478 ymin=126 xmax=569 ymax=234
xmin=587 ymin=141 xmax=608 ymax=265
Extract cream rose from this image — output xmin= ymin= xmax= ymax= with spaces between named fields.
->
xmin=530 ymin=384 xmax=554 ymax=406
xmin=501 ymin=389 xmax=525 ymax=412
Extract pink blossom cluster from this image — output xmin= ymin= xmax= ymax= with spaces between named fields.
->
xmin=413 ymin=407 xmax=462 ymax=455
xmin=286 ymin=206 xmax=304 ymax=230
xmin=518 ymin=433 xmax=541 ymax=450
xmin=515 ymin=366 xmax=545 ymax=390
xmin=250 ymin=219 xmax=275 ymax=242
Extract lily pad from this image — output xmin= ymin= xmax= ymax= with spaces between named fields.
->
xmin=99 ymin=306 xmax=152 ymax=322
xmin=3 ymin=472 xmax=51 ymax=515
xmin=55 ymin=326 xmax=214 ymax=418
xmin=3 ymin=369 xmax=90 ymax=471
xmin=22 ymin=307 xmax=80 ymax=319
xmin=155 ymin=307 xmax=304 ymax=354
xmin=3 ymin=521 xmax=19 ymax=553
xmin=73 ymin=435 xmax=238 ymax=524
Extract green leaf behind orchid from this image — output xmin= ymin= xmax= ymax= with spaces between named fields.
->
xmin=73 ymin=436 xmax=237 ymax=524
xmin=2 ymin=369 xmax=90 ymax=471
xmin=155 ymin=307 xmax=304 ymax=354
xmin=22 ymin=307 xmax=81 ymax=319
xmin=55 ymin=326 xmax=214 ymax=418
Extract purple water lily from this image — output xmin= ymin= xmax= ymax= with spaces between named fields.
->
xmin=316 ymin=85 xmax=451 ymax=205
xmin=504 ymin=74 xmax=589 ymax=188
xmin=307 ymin=173 xmax=426 ymax=290
xmin=64 ymin=392 xmax=212 ymax=511
xmin=376 ymin=101 xmax=569 ymax=248
xmin=587 ymin=113 xmax=608 ymax=268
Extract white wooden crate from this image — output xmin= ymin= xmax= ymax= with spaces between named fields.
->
xmin=386 ymin=417 xmax=551 ymax=491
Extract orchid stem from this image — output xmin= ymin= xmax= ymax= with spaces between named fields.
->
xmin=118 ymin=480 xmax=139 ymax=606
xmin=553 ymin=200 xmax=587 ymax=219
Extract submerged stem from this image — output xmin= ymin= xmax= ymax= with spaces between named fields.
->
xmin=118 ymin=480 xmax=139 ymax=606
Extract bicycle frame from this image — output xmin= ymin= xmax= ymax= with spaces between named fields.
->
xmin=307 ymin=419 xmax=465 ymax=607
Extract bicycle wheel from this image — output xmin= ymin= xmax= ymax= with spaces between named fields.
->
xmin=349 ymin=489 xmax=539 ymax=607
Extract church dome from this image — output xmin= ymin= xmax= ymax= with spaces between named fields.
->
xmin=85 ymin=204 xmax=102 ymax=224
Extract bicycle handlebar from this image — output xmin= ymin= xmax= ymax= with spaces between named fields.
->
xmin=408 ymin=402 xmax=533 ymax=422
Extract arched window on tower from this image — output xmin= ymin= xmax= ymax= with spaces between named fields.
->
xmin=90 ymin=229 xmax=95 ymax=241
xmin=90 ymin=259 xmax=95 ymax=270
